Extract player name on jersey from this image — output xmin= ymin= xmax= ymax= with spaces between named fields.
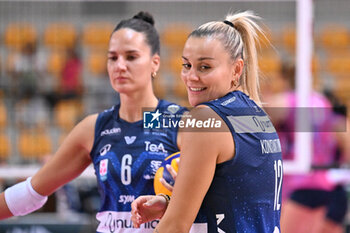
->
xmin=260 ymin=139 xmax=282 ymax=154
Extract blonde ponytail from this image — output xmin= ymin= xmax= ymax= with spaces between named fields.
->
xmin=189 ymin=11 xmax=265 ymax=104
xmin=226 ymin=11 xmax=263 ymax=104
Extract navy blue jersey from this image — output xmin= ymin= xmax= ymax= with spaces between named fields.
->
xmin=191 ymin=91 xmax=282 ymax=233
xmin=90 ymin=100 xmax=186 ymax=233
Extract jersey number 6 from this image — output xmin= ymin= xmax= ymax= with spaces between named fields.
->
xmin=121 ymin=154 xmax=132 ymax=185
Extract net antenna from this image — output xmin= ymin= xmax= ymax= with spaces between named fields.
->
xmin=283 ymin=0 xmax=313 ymax=174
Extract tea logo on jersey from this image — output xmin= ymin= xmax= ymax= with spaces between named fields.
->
xmin=99 ymin=159 xmax=108 ymax=181
xmin=144 ymin=141 xmax=168 ymax=153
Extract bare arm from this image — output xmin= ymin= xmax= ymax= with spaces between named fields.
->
xmin=0 ymin=193 xmax=11 ymax=218
xmin=155 ymin=107 xmax=234 ymax=233
xmin=0 ymin=114 xmax=97 ymax=219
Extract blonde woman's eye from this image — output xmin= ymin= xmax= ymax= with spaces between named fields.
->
xmin=182 ymin=64 xmax=191 ymax=69
xmin=200 ymin=65 xmax=210 ymax=71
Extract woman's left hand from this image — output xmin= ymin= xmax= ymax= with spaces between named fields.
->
xmin=131 ymin=195 xmax=168 ymax=228
xmin=160 ymin=158 xmax=179 ymax=192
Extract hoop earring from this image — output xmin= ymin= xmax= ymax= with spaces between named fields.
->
xmin=151 ymin=72 xmax=157 ymax=79
xmin=232 ymin=79 xmax=238 ymax=88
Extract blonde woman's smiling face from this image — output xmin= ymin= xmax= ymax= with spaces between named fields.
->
xmin=181 ymin=36 xmax=236 ymax=106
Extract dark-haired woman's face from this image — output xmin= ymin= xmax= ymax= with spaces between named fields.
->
xmin=107 ymin=28 xmax=159 ymax=94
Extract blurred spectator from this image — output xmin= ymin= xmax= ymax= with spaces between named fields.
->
xmin=0 ymin=55 xmax=5 ymax=94
xmin=60 ymin=47 xmax=83 ymax=100
xmin=11 ymin=42 xmax=45 ymax=100
xmin=15 ymin=92 xmax=50 ymax=130
xmin=43 ymin=47 xmax=83 ymax=109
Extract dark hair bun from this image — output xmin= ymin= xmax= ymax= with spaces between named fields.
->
xmin=133 ymin=11 xmax=155 ymax=26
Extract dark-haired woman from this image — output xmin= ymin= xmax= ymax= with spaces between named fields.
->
xmin=0 ymin=12 xmax=186 ymax=233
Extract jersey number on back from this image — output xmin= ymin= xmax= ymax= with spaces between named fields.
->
xmin=273 ymin=159 xmax=283 ymax=211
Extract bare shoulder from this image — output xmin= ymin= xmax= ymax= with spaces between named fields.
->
xmin=179 ymin=105 xmax=234 ymax=163
xmin=179 ymin=105 xmax=228 ymax=144
xmin=181 ymin=105 xmax=229 ymax=132
xmin=70 ymin=114 xmax=98 ymax=136
xmin=62 ymin=114 xmax=98 ymax=152
xmin=79 ymin=113 xmax=98 ymax=128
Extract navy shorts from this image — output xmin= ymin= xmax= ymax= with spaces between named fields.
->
xmin=290 ymin=185 xmax=348 ymax=224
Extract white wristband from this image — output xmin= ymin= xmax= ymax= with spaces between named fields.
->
xmin=4 ymin=177 xmax=48 ymax=216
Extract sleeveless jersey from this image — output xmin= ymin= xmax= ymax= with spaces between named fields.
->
xmin=90 ymin=100 xmax=186 ymax=233
xmin=191 ymin=91 xmax=282 ymax=233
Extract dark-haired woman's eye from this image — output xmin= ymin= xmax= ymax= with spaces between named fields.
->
xmin=127 ymin=55 xmax=136 ymax=61
xmin=108 ymin=56 xmax=118 ymax=61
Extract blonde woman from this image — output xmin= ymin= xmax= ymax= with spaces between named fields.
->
xmin=132 ymin=11 xmax=282 ymax=233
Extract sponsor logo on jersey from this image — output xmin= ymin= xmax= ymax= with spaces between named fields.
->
xmin=143 ymin=109 xmax=161 ymax=129
xmin=143 ymin=160 xmax=162 ymax=180
xmin=124 ymin=136 xmax=136 ymax=145
xmin=253 ymin=105 xmax=262 ymax=112
xmin=118 ymin=195 xmax=135 ymax=204
xmin=144 ymin=141 xmax=168 ymax=153
xmin=100 ymin=144 xmax=111 ymax=156
xmin=143 ymin=130 xmax=168 ymax=137
xmin=101 ymin=127 xmax=121 ymax=136
xmin=150 ymin=160 xmax=162 ymax=174
xmin=228 ymin=115 xmax=276 ymax=133
xmin=167 ymin=104 xmax=181 ymax=114
xmin=252 ymin=116 xmax=273 ymax=132
xmin=99 ymin=159 xmax=108 ymax=181
xmin=220 ymin=96 xmax=236 ymax=106
xmin=96 ymin=211 xmax=158 ymax=232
